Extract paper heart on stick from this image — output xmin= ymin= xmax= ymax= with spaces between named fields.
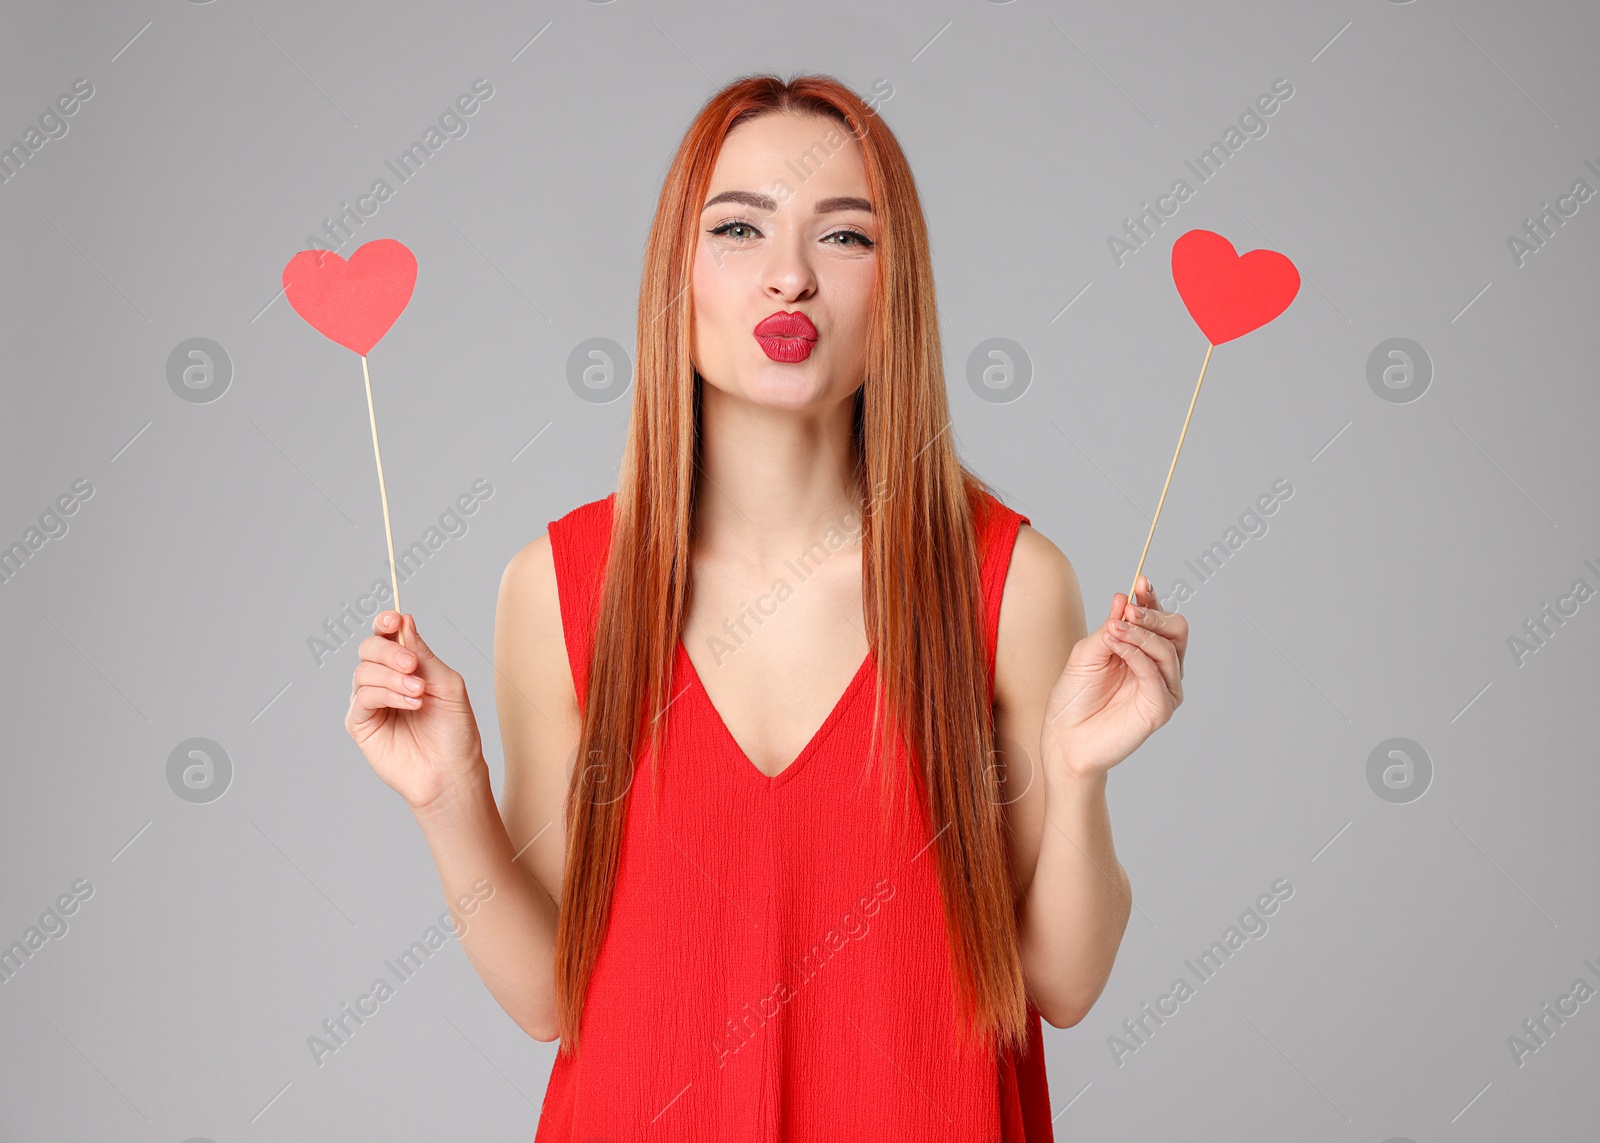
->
xmin=282 ymin=238 xmax=417 ymax=356
xmin=280 ymin=236 xmax=419 ymax=621
xmin=1171 ymin=229 xmax=1299 ymax=345
xmin=1123 ymin=227 xmax=1302 ymax=607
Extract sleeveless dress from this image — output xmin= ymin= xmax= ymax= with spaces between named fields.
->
xmin=537 ymin=489 xmax=1054 ymax=1142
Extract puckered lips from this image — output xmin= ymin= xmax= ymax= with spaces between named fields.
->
xmin=753 ymin=310 xmax=818 ymax=363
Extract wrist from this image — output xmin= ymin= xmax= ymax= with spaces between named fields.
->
xmin=408 ymin=756 xmax=493 ymax=825
xmin=1046 ymin=760 xmax=1110 ymax=792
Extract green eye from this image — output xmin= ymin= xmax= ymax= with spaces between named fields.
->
xmin=710 ymin=220 xmax=758 ymax=240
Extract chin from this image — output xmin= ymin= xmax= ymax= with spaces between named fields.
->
xmin=738 ymin=373 xmax=831 ymax=409
xmin=701 ymin=359 xmax=836 ymax=409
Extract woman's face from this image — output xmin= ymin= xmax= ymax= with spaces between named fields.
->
xmin=690 ymin=111 xmax=878 ymax=410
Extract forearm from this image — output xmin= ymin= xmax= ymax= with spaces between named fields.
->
xmin=410 ymin=758 xmax=561 ymax=1040
xmin=1016 ymin=767 xmax=1132 ymax=1027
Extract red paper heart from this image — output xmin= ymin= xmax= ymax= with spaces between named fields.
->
xmin=1170 ymin=229 xmax=1299 ymax=345
xmin=282 ymin=238 xmax=417 ymax=356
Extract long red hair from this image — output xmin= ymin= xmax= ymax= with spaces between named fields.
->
xmin=554 ymin=73 xmax=1029 ymax=1058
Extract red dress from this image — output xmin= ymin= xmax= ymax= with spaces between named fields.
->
xmin=537 ymin=489 xmax=1054 ymax=1141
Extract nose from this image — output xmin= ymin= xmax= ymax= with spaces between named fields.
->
xmin=761 ymin=230 xmax=816 ymax=305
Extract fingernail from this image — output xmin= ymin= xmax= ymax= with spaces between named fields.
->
xmin=398 ymin=651 xmax=415 ymax=669
xmin=1113 ymin=618 xmax=1130 ymax=632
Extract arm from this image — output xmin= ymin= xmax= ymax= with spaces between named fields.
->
xmin=346 ymin=534 xmax=580 ymax=1042
xmin=479 ymin=532 xmax=584 ymax=1040
xmin=993 ymin=525 xmax=1133 ymax=1028
xmin=997 ymin=526 xmax=1188 ymax=1028
xmin=408 ymin=758 xmax=563 ymax=1042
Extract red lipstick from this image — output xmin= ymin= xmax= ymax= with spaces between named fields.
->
xmin=753 ymin=310 xmax=818 ymax=363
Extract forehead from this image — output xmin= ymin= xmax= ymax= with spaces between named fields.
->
xmin=706 ymin=111 xmax=869 ymax=201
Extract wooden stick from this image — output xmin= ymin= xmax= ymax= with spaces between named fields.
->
xmin=361 ymin=354 xmax=404 ymax=641
xmin=1128 ymin=341 xmax=1214 ymax=611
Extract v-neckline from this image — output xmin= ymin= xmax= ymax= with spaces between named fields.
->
xmin=675 ymin=637 xmax=875 ymax=787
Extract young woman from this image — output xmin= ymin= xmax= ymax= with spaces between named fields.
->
xmin=346 ymin=73 xmax=1187 ymax=1141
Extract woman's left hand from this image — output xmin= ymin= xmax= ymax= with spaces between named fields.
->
xmin=1040 ymin=575 xmax=1188 ymax=779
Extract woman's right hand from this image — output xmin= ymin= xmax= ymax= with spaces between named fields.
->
xmin=346 ymin=610 xmax=486 ymax=813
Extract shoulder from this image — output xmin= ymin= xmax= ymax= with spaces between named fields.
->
xmin=999 ymin=523 xmax=1084 ymax=637
xmin=497 ymin=492 xmax=610 ymax=641
xmin=1005 ymin=523 xmax=1078 ymax=594
xmin=970 ymin=485 xmax=1080 ymax=631
xmin=495 ymin=492 xmax=618 ymax=699
xmin=499 ymin=531 xmax=556 ymax=606
xmin=495 ymin=533 xmax=563 ymax=669
xmin=497 ymin=492 xmax=614 ymax=634
xmin=994 ymin=522 xmax=1087 ymax=709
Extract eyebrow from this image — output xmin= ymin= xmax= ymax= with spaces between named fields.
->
xmin=702 ymin=190 xmax=872 ymax=215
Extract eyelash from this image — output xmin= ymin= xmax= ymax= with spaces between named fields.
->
xmin=708 ymin=218 xmax=875 ymax=248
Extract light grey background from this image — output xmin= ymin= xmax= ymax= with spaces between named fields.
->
xmin=3 ymin=0 xmax=1597 ymax=1139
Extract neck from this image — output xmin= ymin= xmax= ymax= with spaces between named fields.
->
xmin=692 ymin=381 xmax=863 ymax=574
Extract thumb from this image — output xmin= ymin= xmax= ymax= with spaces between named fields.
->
xmin=399 ymin=614 xmax=450 ymax=683
xmin=1068 ymin=612 xmax=1117 ymax=674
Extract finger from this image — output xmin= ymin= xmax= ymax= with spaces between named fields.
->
xmin=1124 ymin=602 xmax=1180 ymax=642
xmin=354 ymin=660 xmax=427 ymax=697
xmin=359 ymin=629 xmax=419 ymax=674
xmin=351 ymin=682 xmax=422 ymax=715
xmin=1073 ymin=622 xmax=1117 ymax=683
xmin=398 ymin=613 xmax=457 ymax=689
xmin=1117 ymin=621 xmax=1181 ymax=696
xmin=1106 ymin=627 xmax=1154 ymax=676
xmin=396 ymin=614 xmax=460 ymax=694
xmin=1125 ymin=596 xmax=1187 ymax=663
xmin=1111 ymin=619 xmax=1182 ymax=699
xmin=1136 ymin=574 xmax=1161 ymax=611
xmin=372 ymin=608 xmax=421 ymax=657
xmin=1107 ymin=626 xmax=1176 ymax=704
